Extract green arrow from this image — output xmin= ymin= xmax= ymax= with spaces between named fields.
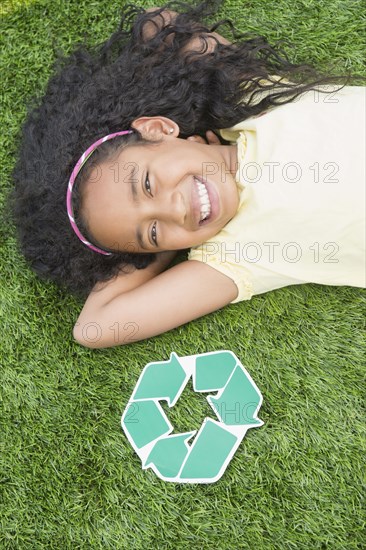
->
xmin=122 ymin=400 xmax=171 ymax=449
xmin=144 ymin=432 xmax=195 ymax=478
xmin=209 ymin=365 xmax=262 ymax=426
xmin=194 ymin=351 xmax=237 ymax=391
xmin=133 ymin=353 xmax=187 ymax=406
xmin=179 ymin=419 xmax=238 ymax=480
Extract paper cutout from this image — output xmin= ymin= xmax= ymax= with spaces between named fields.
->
xmin=121 ymin=351 xmax=263 ymax=483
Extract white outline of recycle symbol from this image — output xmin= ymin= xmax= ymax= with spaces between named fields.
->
xmin=121 ymin=351 xmax=263 ymax=483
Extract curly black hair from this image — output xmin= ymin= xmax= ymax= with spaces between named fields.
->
xmin=11 ymin=0 xmax=361 ymax=297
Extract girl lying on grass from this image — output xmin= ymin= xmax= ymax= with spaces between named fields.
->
xmin=12 ymin=2 xmax=365 ymax=347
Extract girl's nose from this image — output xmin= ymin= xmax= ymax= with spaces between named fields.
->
xmin=149 ymin=189 xmax=186 ymax=225
xmin=169 ymin=189 xmax=186 ymax=225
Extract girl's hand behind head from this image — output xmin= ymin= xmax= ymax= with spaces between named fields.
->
xmin=142 ymin=7 xmax=231 ymax=55
xmin=187 ymin=131 xmax=221 ymax=145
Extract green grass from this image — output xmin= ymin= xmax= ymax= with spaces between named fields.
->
xmin=1 ymin=0 xmax=365 ymax=548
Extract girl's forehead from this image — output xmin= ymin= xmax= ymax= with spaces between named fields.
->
xmin=98 ymin=143 xmax=160 ymax=183
xmin=84 ymin=138 xmax=181 ymax=200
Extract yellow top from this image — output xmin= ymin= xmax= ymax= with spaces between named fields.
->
xmin=188 ymin=85 xmax=366 ymax=302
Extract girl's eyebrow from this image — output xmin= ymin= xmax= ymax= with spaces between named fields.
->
xmin=130 ymin=178 xmax=139 ymax=204
xmin=136 ymin=227 xmax=148 ymax=250
xmin=129 ymin=176 xmax=149 ymax=250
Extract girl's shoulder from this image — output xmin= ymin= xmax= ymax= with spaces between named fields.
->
xmin=220 ymin=84 xmax=365 ymax=139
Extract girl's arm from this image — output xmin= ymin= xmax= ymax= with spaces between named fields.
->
xmin=73 ymin=260 xmax=238 ymax=348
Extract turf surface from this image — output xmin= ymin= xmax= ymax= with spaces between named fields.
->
xmin=1 ymin=0 xmax=365 ymax=548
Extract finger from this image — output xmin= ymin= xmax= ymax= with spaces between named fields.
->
xmin=187 ymin=135 xmax=206 ymax=144
xmin=205 ymin=130 xmax=220 ymax=145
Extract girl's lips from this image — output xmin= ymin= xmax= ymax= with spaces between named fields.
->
xmin=195 ymin=175 xmax=220 ymax=227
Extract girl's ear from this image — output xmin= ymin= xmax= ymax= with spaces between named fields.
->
xmin=131 ymin=116 xmax=180 ymax=139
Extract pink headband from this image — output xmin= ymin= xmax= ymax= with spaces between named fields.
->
xmin=66 ymin=130 xmax=133 ymax=255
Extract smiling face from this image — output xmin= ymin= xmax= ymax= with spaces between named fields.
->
xmin=81 ymin=134 xmax=239 ymax=254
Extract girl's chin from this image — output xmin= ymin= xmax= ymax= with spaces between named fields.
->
xmin=197 ymin=223 xmax=224 ymax=243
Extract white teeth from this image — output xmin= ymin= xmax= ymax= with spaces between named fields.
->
xmin=195 ymin=178 xmax=211 ymax=222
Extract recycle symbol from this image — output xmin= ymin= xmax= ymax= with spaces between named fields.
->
xmin=121 ymin=351 xmax=263 ymax=483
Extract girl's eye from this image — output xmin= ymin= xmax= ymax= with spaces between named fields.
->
xmin=151 ymin=222 xmax=158 ymax=247
xmin=145 ymin=173 xmax=152 ymax=195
